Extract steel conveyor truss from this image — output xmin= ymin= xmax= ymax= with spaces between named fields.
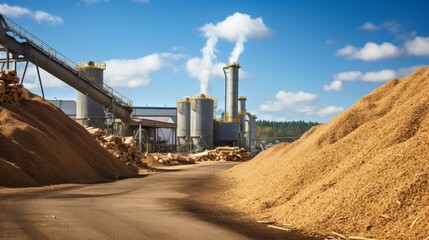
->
xmin=0 ymin=13 xmax=133 ymax=122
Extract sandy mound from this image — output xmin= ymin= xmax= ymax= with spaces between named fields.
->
xmin=221 ymin=67 xmax=429 ymax=239
xmin=0 ymin=90 xmax=137 ymax=188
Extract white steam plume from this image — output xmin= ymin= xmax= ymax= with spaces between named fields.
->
xmin=230 ymin=38 xmax=245 ymax=64
xmin=201 ymin=12 xmax=271 ymax=63
xmin=187 ymin=12 xmax=271 ymax=94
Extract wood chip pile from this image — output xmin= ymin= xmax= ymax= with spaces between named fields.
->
xmin=0 ymin=70 xmax=24 ymax=106
xmin=190 ymin=147 xmax=251 ymax=162
xmin=85 ymin=126 xmax=147 ymax=169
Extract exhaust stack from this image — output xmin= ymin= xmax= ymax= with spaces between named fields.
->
xmin=224 ymin=62 xmax=240 ymax=123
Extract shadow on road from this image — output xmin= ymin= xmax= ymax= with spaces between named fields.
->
xmin=175 ymin=167 xmax=324 ymax=240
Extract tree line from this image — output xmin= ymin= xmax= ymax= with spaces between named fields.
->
xmin=256 ymin=120 xmax=319 ymax=143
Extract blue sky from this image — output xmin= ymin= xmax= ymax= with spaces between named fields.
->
xmin=1 ymin=0 xmax=428 ymax=122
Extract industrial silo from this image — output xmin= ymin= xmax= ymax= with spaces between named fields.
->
xmin=190 ymin=94 xmax=214 ymax=152
xmin=250 ymin=114 xmax=257 ymax=149
xmin=76 ymin=61 xmax=106 ymax=129
xmin=238 ymin=96 xmax=247 ymax=148
xmin=176 ymin=98 xmax=191 ymax=152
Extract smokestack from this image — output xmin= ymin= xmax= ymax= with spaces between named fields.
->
xmin=225 ymin=62 xmax=240 ymax=123
xmin=238 ymin=96 xmax=247 ymax=148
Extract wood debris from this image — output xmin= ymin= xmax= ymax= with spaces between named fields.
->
xmin=150 ymin=153 xmax=195 ymax=166
xmin=330 ymin=231 xmax=347 ymax=239
xmin=189 ymin=146 xmax=251 ymax=162
xmin=267 ymin=224 xmax=292 ymax=231
xmin=348 ymin=236 xmax=377 ymax=240
xmin=85 ymin=126 xmax=147 ymax=169
xmin=0 ymin=70 xmax=24 ymax=106
xmin=409 ymin=216 xmax=421 ymax=230
xmin=257 ymin=220 xmax=275 ymax=224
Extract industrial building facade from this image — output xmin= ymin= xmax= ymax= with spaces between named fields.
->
xmin=50 ymin=100 xmax=177 ymax=152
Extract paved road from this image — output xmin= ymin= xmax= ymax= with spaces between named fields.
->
xmin=0 ymin=162 xmax=321 ymax=240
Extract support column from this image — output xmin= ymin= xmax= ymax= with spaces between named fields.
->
xmin=5 ymin=48 xmax=9 ymax=69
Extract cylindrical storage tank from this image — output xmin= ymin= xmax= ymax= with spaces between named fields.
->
xmin=226 ymin=63 xmax=240 ymax=123
xmin=238 ymin=96 xmax=247 ymax=114
xmin=190 ymin=94 xmax=214 ymax=152
xmin=238 ymin=96 xmax=247 ymax=148
xmin=250 ymin=114 xmax=257 ymax=149
xmin=176 ymin=98 xmax=191 ymax=152
xmin=76 ymin=61 xmax=106 ymax=129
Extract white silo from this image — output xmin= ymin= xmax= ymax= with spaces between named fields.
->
xmin=76 ymin=61 xmax=106 ymax=129
xmin=190 ymin=94 xmax=214 ymax=152
xmin=176 ymin=98 xmax=191 ymax=152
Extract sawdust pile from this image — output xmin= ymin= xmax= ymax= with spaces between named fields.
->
xmin=221 ymin=67 xmax=429 ymax=239
xmin=0 ymin=89 xmax=137 ymax=188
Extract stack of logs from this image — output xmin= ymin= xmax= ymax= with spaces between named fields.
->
xmin=0 ymin=70 xmax=24 ymax=106
xmin=85 ymin=126 xmax=147 ymax=169
xmin=150 ymin=153 xmax=195 ymax=166
xmin=190 ymin=146 xmax=251 ymax=162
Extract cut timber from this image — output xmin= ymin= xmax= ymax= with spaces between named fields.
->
xmin=0 ymin=70 xmax=24 ymax=106
xmin=85 ymin=126 xmax=147 ymax=169
xmin=189 ymin=146 xmax=251 ymax=162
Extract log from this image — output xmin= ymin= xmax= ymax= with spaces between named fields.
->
xmin=190 ymin=146 xmax=251 ymax=162
xmin=0 ymin=72 xmax=24 ymax=106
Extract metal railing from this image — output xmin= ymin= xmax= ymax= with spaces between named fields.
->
xmin=0 ymin=13 xmax=133 ymax=107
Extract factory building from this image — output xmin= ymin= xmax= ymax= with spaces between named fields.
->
xmin=50 ymin=98 xmax=178 ymax=152
xmin=176 ymin=62 xmax=257 ymax=153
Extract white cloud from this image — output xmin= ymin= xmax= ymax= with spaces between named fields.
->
xmin=336 ymin=44 xmax=358 ymax=56
xmin=105 ymin=54 xmax=164 ymax=88
xmin=361 ymin=69 xmax=396 ymax=82
xmin=21 ymin=53 xmax=183 ymax=90
xmin=0 ymin=3 xmax=30 ymax=17
xmin=259 ymin=91 xmax=316 ymax=112
xmin=359 ymin=22 xmax=379 ymax=31
xmin=334 ymin=71 xmax=362 ymax=81
xmin=323 ymin=80 xmax=342 ymax=91
xmin=337 ymin=42 xmax=402 ymax=61
xmin=405 ymin=36 xmax=429 ymax=56
xmin=32 ymin=11 xmax=63 ymax=24
xmin=259 ymin=90 xmax=342 ymax=118
xmin=324 ymin=66 xmax=422 ymax=92
xmin=316 ymin=106 xmax=344 ymax=117
xmin=103 ymin=52 xmax=185 ymax=88
xmin=22 ymin=66 xmax=66 ymax=90
xmin=0 ymin=3 xmax=63 ymax=24
xmin=187 ymin=12 xmax=271 ymax=94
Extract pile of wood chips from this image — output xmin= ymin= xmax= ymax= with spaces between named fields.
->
xmin=190 ymin=146 xmax=251 ymax=162
xmin=0 ymin=70 xmax=24 ymax=106
xmin=85 ymin=126 xmax=147 ymax=169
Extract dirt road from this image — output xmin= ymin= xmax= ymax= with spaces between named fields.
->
xmin=0 ymin=162 xmax=321 ymax=240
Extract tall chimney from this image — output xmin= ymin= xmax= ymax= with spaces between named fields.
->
xmin=225 ymin=62 xmax=240 ymax=123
